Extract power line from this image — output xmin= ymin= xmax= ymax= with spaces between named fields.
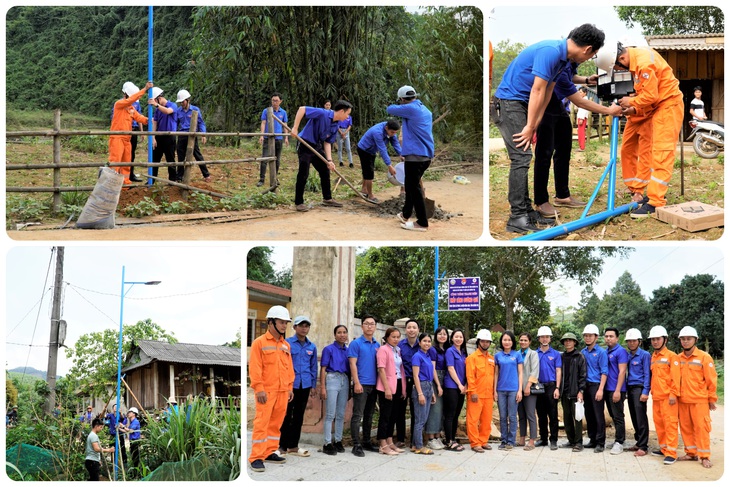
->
xmin=6 ymin=288 xmax=51 ymax=338
xmin=65 ymin=276 xmax=242 ymax=299
xmin=22 ymin=247 xmax=55 ymax=385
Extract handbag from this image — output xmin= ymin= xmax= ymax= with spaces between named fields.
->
xmin=529 ymin=382 xmax=545 ymax=395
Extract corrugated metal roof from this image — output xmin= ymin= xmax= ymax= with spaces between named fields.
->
xmin=123 ymin=340 xmax=241 ymax=373
xmin=646 ymin=33 xmax=724 ymax=51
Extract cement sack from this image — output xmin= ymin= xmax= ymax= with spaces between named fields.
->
xmin=75 ymin=167 xmax=124 ymax=229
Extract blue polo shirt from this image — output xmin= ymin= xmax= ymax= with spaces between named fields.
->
xmin=261 ymin=107 xmax=288 ymax=140
xmin=357 ymin=122 xmax=403 ymax=166
xmin=124 ymin=417 xmax=141 ymax=440
xmin=428 ymin=346 xmax=447 ymax=371
xmin=287 ymin=336 xmax=318 ymax=389
xmin=537 ymin=346 xmax=562 ymax=383
xmin=495 ymin=350 xmax=524 ymax=392
xmin=495 ymin=39 xmax=570 ymax=102
xmin=605 ymin=344 xmax=629 ymax=392
xmin=298 ymin=107 xmax=339 ymax=146
xmin=444 ymin=347 xmax=467 ymax=389
xmin=153 ymin=101 xmax=178 ymax=132
xmin=386 ymin=100 xmax=434 ymax=158
xmin=321 ymin=341 xmax=349 ymax=374
xmin=412 ymin=350 xmax=434 ymax=382
xmin=398 ymin=337 xmax=421 ymax=378
xmin=553 ymin=62 xmax=579 ymax=100
xmin=582 ymin=345 xmax=609 ymax=383
xmin=175 ymin=104 xmax=207 ymax=133
xmin=348 ymin=335 xmax=380 ymax=386
xmin=338 ymin=116 xmax=352 ymax=131
xmin=627 ymin=347 xmax=651 ymax=396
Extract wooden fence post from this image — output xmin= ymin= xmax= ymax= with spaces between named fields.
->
xmin=266 ymin=107 xmax=277 ymax=191
xmin=53 ymin=109 xmax=62 ymax=212
xmin=181 ymin=112 xmax=199 ymax=201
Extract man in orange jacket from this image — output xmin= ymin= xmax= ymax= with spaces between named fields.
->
xmin=109 ymin=81 xmax=153 ymax=185
xmin=648 ymin=325 xmax=680 ymax=464
xmin=248 ymin=305 xmax=295 ymax=473
xmin=676 ymin=326 xmax=717 ymax=469
xmin=465 ymin=329 xmax=496 ymax=452
xmin=596 ymin=41 xmax=683 ymax=217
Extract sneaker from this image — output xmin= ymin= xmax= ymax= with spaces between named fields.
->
xmin=560 ymin=442 xmax=575 ymax=449
xmin=323 ymin=443 xmax=337 ymax=456
xmin=264 ymin=452 xmax=286 ymax=463
xmin=505 ymin=444 xmax=513 ymax=451
xmin=664 ymin=456 xmax=676 ymax=465
xmin=498 ymin=443 xmax=506 ymax=450
xmin=250 ymin=459 xmax=265 ymax=472
xmin=436 ymin=438 xmax=447 ymax=449
xmin=630 ymin=202 xmax=656 ymax=218
xmin=594 ymin=445 xmax=605 ymax=453
xmin=256 ymin=180 xmax=264 ymax=187
xmin=536 ymin=202 xmax=560 ymax=217
xmin=630 ymin=192 xmax=648 ymax=204
xmin=352 ymin=445 xmax=365 ymax=457
xmin=334 ymin=441 xmax=345 ymax=453
xmin=339 ymin=162 xmax=344 ymax=167
xmin=651 ymin=450 xmax=664 ymax=457
xmin=584 ymin=441 xmax=597 ymax=448
xmin=427 ymin=439 xmax=443 ymax=450
xmin=535 ymin=439 xmax=548 ymax=447
xmin=550 ymin=442 xmax=558 ymax=451
xmin=610 ymin=442 xmax=624 ymax=455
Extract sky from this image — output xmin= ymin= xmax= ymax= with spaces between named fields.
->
xmin=4 ymin=246 xmax=244 ymax=376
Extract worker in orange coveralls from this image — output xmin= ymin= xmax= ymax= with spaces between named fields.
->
xmin=109 ymin=81 xmax=153 ymax=185
xmin=619 ymin=109 xmax=654 ymax=204
xmin=248 ymin=305 xmax=295 ymax=474
xmin=676 ymin=326 xmax=717 ymax=469
xmin=595 ymin=40 xmax=683 ymax=218
xmin=465 ymin=329 xmax=496 ymax=453
xmin=648 ymin=325 xmax=680 ymax=465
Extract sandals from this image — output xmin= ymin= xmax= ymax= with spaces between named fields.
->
xmin=401 ymin=221 xmax=427 ymax=232
xmin=472 ymin=446 xmax=485 ymax=453
xmin=397 ymin=212 xmax=409 ymax=224
xmin=387 ymin=443 xmax=404 ymax=454
xmin=287 ymin=448 xmax=310 ymax=457
xmin=524 ymin=445 xmax=535 ymax=451
xmin=448 ymin=442 xmax=464 ymax=452
xmin=678 ymin=454 xmax=698 ymax=461
xmin=203 ymin=176 xmax=212 ymax=183
xmin=379 ymin=446 xmax=398 ymax=456
xmin=482 ymin=443 xmax=492 ymax=450
xmin=701 ymin=458 xmax=713 ymax=468
xmin=413 ymin=447 xmax=434 ymax=455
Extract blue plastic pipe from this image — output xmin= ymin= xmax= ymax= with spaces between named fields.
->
xmin=433 ymin=247 xmax=439 ymax=331
xmin=147 ymin=6 xmax=154 ymax=185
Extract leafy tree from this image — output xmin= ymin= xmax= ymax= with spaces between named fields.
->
xmin=615 ymin=6 xmax=724 ymax=35
xmin=64 ymin=319 xmax=177 ymax=397
xmin=272 ymin=267 xmax=292 ymax=290
xmin=595 ymin=271 xmax=651 ymax=335
xmin=573 ymin=285 xmax=601 ymax=328
xmin=6 ymin=375 xmax=19 ymax=408
xmin=246 ymin=247 xmax=276 ymax=283
xmin=490 ymin=39 xmax=527 ymax=96
xmin=224 ymin=330 xmax=242 ymax=348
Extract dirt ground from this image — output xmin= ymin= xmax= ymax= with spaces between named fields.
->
xmin=489 ymin=138 xmax=724 ymax=241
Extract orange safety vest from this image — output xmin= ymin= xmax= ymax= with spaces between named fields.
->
xmin=650 ymin=347 xmax=680 ymax=399
xmin=678 ymin=347 xmax=717 ymax=404
xmin=248 ymin=330 xmax=295 ymax=393
xmin=627 ymin=47 xmax=682 ymax=117
xmin=465 ymin=349 xmax=495 ymax=398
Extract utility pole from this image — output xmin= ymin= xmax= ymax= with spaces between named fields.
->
xmin=45 ymin=246 xmax=64 ymax=415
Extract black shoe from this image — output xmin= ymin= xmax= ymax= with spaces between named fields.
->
xmin=334 ymin=441 xmax=345 ymax=453
xmin=528 ymin=210 xmax=557 ymax=226
xmin=256 ymin=180 xmax=264 ymax=187
xmin=560 ymin=442 xmax=575 ymax=448
xmin=361 ymin=442 xmax=377 ymax=452
xmin=584 ymin=441 xmax=597 ymax=448
xmin=264 ymin=452 xmax=286 ymax=463
xmin=663 ymin=456 xmax=676 ymax=465
xmin=631 ymin=202 xmax=656 ymax=218
xmin=349 ymin=163 xmax=354 ymax=168
xmin=250 ymin=460 xmax=265 ymax=472
xmin=339 ymin=162 xmax=345 ymax=167
xmin=535 ymin=439 xmax=548 ymax=447
xmin=352 ymin=445 xmax=365 ymax=457
xmin=506 ymin=215 xmax=540 ymax=234
xmin=651 ymin=449 xmax=664 ymax=457
xmin=550 ymin=442 xmax=558 ymax=451
xmin=572 ymin=444 xmax=584 ymax=452
xmin=129 ymin=174 xmax=142 ymax=182
xmin=594 ymin=445 xmax=605 ymax=453
xmin=323 ymin=443 xmax=337 ymax=456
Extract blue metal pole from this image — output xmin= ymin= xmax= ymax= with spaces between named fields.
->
xmin=114 ymin=266 xmax=125 ymax=481
xmin=433 ymin=247 xmax=439 ymax=332
xmin=147 ymin=6 xmax=154 ymax=185
xmin=514 ymin=202 xmax=639 ymax=240
xmin=607 ymin=115 xmax=620 ymax=210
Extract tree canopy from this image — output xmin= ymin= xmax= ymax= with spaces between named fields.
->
xmin=615 ymin=6 xmax=724 ymax=35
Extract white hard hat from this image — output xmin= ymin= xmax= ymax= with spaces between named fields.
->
xmin=129 ymin=407 xmax=139 ymax=415
xmin=476 ymin=329 xmax=492 ymax=342
xmin=176 ymin=89 xmax=192 ymax=103
xmin=397 ymin=85 xmax=418 ymax=98
xmin=595 ymin=39 xmax=623 ymax=78
xmin=648 ymin=325 xmax=668 ymax=339
xmin=537 ymin=326 xmax=552 ymax=337
xmin=150 ymin=87 xmax=164 ymax=99
xmin=625 ymin=328 xmax=642 ymax=341
xmin=122 ymin=82 xmax=140 ymax=97
xmin=678 ymin=326 xmax=698 ymax=338
xmin=582 ymin=324 xmax=600 ymax=336
xmin=266 ymin=305 xmax=291 ymax=321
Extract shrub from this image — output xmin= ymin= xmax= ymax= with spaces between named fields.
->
xmin=187 ymin=192 xmax=218 ymax=212
xmin=123 ymin=197 xmax=160 ymax=218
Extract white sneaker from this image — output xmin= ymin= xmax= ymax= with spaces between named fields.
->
xmin=436 ymin=438 xmax=446 ymax=449
xmin=610 ymin=442 xmax=624 ymax=455
xmin=428 ymin=439 xmax=444 ymax=450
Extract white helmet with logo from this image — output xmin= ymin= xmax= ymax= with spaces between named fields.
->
xmin=625 ymin=328 xmax=642 ymax=341
xmin=266 ymin=305 xmax=291 ymax=322
xmin=122 ymin=82 xmax=140 ymax=97
xmin=150 ymin=87 xmax=164 ymax=100
xmin=582 ymin=324 xmax=600 ymax=336
xmin=678 ymin=326 xmax=698 ymax=338
xmin=648 ymin=326 xmax=668 ymax=338
xmin=537 ymin=326 xmax=552 ymax=337
xmin=176 ymin=89 xmax=192 ymax=103
xmin=476 ymin=329 xmax=492 ymax=342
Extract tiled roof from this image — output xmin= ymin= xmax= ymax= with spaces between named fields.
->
xmin=247 ymin=280 xmax=292 ymax=298
xmin=646 ymin=33 xmax=724 ymax=50
xmin=122 ymin=340 xmax=241 ymax=372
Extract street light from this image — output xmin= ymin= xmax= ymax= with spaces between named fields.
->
xmin=115 ymin=266 xmax=160 ymax=480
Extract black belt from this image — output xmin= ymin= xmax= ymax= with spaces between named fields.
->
xmin=542 ymin=381 xmax=556 ymax=386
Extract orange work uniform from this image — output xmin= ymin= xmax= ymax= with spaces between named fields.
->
xmin=465 ymin=349 xmax=495 ymax=448
xmin=109 ymin=88 xmax=149 ymax=185
xmin=650 ymin=347 xmax=680 ymax=459
xmin=621 ymin=111 xmax=653 ymax=197
xmin=677 ymin=347 xmax=717 ymax=461
xmin=248 ymin=330 xmax=295 ymax=464
xmin=624 ymin=47 xmax=684 ymax=208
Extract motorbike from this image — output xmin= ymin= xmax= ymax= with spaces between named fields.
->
xmin=687 ymin=119 xmax=724 ymax=159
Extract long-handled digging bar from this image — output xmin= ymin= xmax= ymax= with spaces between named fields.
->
xmin=270 ymin=113 xmax=380 ymax=205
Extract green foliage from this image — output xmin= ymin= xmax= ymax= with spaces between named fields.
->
xmin=62 ymin=135 xmax=106 ymax=154
xmin=247 ymin=247 xmax=276 ymax=283
xmin=160 ymin=200 xmax=191 ymax=214
xmin=615 ymin=6 xmax=724 ymax=35
xmin=187 ymin=192 xmax=218 ymax=212
xmin=246 ymin=191 xmax=290 ymax=209
xmin=6 ymin=376 xmax=19 ymax=407
xmin=123 ymin=197 xmax=160 ymax=217
xmin=6 ymin=196 xmax=49 ymax=222
xmin=60 ymin=189 xmax=89 ymax=207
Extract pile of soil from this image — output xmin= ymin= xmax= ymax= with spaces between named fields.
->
xmin=116 ymin=182 xmax=222 ymax=209
xmin=375 ymin=194 xmax=462 ymax=221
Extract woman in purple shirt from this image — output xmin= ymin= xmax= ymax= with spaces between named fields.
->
xmin=424 ymin=327 xmax=447 ymax=450
xmin=319 ymin=325 xmax=350 ymax=455
xmin=412 ymin=333 xmax=437 ymax=454
xmin=443 ymin=329 xmax=468 ymax=451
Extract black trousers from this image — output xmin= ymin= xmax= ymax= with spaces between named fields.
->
xmin=402 ymin=159 xmax=431 ymax=227
xmin=535 ymin=382 xmax=559 ymax=443
xmin=561 ymin=396 xmax=583 ymax=445
xmin=534 ymin=113 xmax=572 ymax=205
xmin=129 ymin=126 xmax=140 ymax=175
xmin=176 ymin=135 xmax=210 ymax=178
xmin=443 ymin=387 xmax=466 ymax=444
xmin=85 ymin=459 xmax=101 ymax=481
xmin=627 ymin=386 xmax=649 ymax=450
xmin=153 ymin=135 xmax=179 ymax=181
xmin=279 ymin=387 xmax=311 ymax=450
xmin=260 ymin=138 xmax=283 ymax=181
xmin=350 ymin=384 xmax=377 ymax=445
xmin=377 ymin=381 xmax=404 ymax=440
xmin=395 ymin=377 xmax=415 ymax=444
xmin=294 ymin=143 xmax=332 ymax=205
xmin=585 ymin=382 xmax=606 ymax=445
xmin=130 ymin=440 xmax=140 ymax=470
xmin=605 ymin=390 xmax=626 ymax=444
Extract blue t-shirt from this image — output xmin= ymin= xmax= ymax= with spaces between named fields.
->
xmin=495 ymin=39 xmax=570 ymax=102
xmin=605 ymin=344 xmax=629 ymax=392
xmin=444 ymin=346 xmax=467 ymax=389
xmin=347 ymin=335 xmax=380 ymax=386
xmin=287 ymin=336 xmax=318 ymax=389
xmin=537 ymin=347 xmax=562 ymax=383
xmin=386 ymin=100 xmax=434 ymax=158
xmin=175 ymin=105 xmax=207 ymax=133
xmin=357 ymin=121 xmax=402 ymax=166
xmin=153 ymin=101 xmax=178 ymax=132
xmin=412 ymin=350 xmax=434 ymax=382
xmin=298 ymin=107 xmax=339 ymax=145
xmin=553 ymin=62 xmax=579 ymax=101
xmin=398 ymin=337 xmax=421 ymax=378
xmin=582 ymin=346 xmax=609 ymax=383
xmin=321 ymin=342 xmax=349 ymax=374
xmin=338 ymin=116 xmax=352 ymax=130
xmin=261 ymin=107 xmax=288 ymax=140
xmin=495 ymin=350 xmax=524 ymax=392
xmin=428 ymin=346 xmax=447 ymax=371
xmin=627 ymin=348 xmax=651 ymax=396
xmin=124 ymin=417 xmax=141 ymax=440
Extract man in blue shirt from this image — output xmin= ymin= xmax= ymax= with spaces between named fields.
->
xmin=290 ymin=100 xmax=353 ymax=211
xmin=357 ymin=120 xmax=402 ymax=202
xmin=174 ymin=89 xmax=212 ymax=182
xmin=119 ymin=407 xmax=142 ymax=474
xmin=581 ymin=324 xmax=608 ymax=452
xmin=149 ymin=87 xmax=179 ymax=182
xmin=535 ymin=326 xmax=561 ymax=450
xmin=347 ymin=314 xmax=380 ymax=456
xmin=493 ymin=24 xmax=606 ymax=233
xmin=387 ymin=86 xmax=434 ymax=232
xmin=258 ymin=92 xmax=289 ymax=186
xmin=279 ymin=315 xmax=318 ymax=456
xmin=624 ymin=328 xmax=651 ymax=457
xmin=604 ymin=326 xmax=629 ymax=455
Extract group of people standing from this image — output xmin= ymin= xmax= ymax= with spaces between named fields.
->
xmin=249 ymin=305 xmax=717 ymax=473
xmin=83 ymin=404 xmax=141 ymax=481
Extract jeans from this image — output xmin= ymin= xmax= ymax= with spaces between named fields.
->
xmin=324 ymin=372 xmax=349 ymax=444
xmin=412 ymin=380 xmax=433 ymax=449
xmin=425 ymin=370 xmax=445 ymax=434
xmin=350 ymin=384 xmax=377 ymax=446
xmin=518 ymin=392 xmax=538 ymax=439
xmin=494 ymin=98 xmax=533 ymax=217
xmin=534 ymin=112 xmax=572 ymax=205
xmin=627 ymin=386 xmax=649 ymax=450
xmin=279 ymin=387 xmax=311 ymax=450
xmin=260 ymin=138 xmax=283 ymax=182
xmin=337 ymin=133 xmax=353 ymax=164
xmin=498 ymin=390 xmax=518 ymax=445
xmin=605 ymin=390 xmax=626 ymax=444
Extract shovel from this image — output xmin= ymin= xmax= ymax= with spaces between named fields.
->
xmin=271 ymin=113 xmax=379 ymax=205
xmin=389 ymin=162 xmax=436 ymax=219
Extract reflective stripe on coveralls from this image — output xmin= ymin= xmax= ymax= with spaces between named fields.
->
xmin=621 ymin=113 xmax=653 ymax=195
xmin=651 ymin=348 xmax=680 ymax=458
xmin=678 ymin=348 xmax=717 ymax=460
xmin=465 ymin=349 xmax=495 ymax=447
xmin=109 ymin=87 xmax=149 ymax=185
